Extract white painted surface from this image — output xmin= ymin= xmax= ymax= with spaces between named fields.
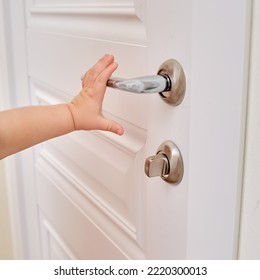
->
xmin=25 ymin=0 xmax=152 ymax=260
xmin=239 ymin=0 xmax=260 ymax=259
xmin=3 ymin=0 xmax=250 ymax=259
xmin=187 ymin=0 xmax=251 ymax=259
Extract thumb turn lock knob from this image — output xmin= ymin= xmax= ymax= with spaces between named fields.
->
xmin=144 ymin=140 xmax=184 ymax=184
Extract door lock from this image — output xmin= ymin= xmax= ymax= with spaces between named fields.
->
xmin=145 ymin=140 xmax=184 ymax=184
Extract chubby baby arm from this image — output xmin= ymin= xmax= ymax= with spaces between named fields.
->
xmin=0 ymin=54 xmax=123 ymax=159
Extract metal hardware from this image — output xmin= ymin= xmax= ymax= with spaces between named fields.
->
xmin=157 ymin=59 xmax=186 ymax=105
xmin=107 ymin=75 xmax=168 ymax=94
xmin=145 ymin=153 xmax=169 ymax=178
xmin=145 ymin=140 xmax=184 ymax=184
xmin=107 ymin=59 xmax=186 ymax=105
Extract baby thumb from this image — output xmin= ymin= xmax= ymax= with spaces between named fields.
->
xmin=99 ymin=117 xmax=124 ymax=136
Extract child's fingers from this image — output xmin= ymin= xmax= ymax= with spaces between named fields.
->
xmin=83 ymin=54 xmax=114 ymax=88
xmin=94 ymin=61 xmax=118 ymax=100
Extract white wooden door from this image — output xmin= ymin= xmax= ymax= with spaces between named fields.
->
xmin=7 ymin=0 xmax=250 ymax=259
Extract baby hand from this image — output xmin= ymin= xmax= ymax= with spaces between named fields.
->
xmin=68 ymin=54 xmax=124 ymax=135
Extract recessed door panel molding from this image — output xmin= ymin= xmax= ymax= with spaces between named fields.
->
xmin=38 ymin=137 xmax=143 ymax=236
xmin=30 ymin=79 xmax=146 ymax=233
xmin=40 ymin=214 xmax=78 ymax=259
xmin=36 ymin=157 xmax=145 ymax=259
xmin=25 ymin=0 xmax=146 ymax=45
xmin=33 ymin=0 xmax=134 ymax=7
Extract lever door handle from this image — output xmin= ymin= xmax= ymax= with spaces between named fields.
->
xmin=107 ymin=59 xmax=186 ymax=106
xmin=107 ymin=75 xmax=170 ymax=94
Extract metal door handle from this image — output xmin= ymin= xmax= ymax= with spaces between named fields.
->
xmin=107 ymin=59 xmax=186 ymax=106
xmin=107 ymin=75 xmax=170 ymax=94
xmin=145 ymin=140 xmax=184 ymax=184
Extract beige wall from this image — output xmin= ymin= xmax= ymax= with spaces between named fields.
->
xmin=0 ymin=0 xmax=13 ymax=260
xmin=0 ymin=161 xmax=14 ymax=259
xmin=239 ymin=0 xmax=260 ymax=259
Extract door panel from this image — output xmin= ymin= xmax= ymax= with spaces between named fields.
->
xmin=26 ymin=0 xmax=148 ymax=259
xmin=36 ymin=162 xmax=138 ymax=259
